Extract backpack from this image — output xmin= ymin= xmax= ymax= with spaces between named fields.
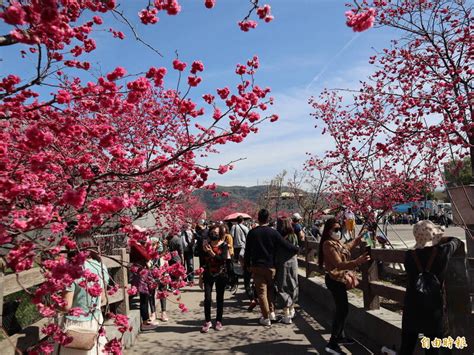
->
xmin=181 ymin=230 xmax=194 ymax=253
xmin=411 ymin=248 xmax=443 ymax=312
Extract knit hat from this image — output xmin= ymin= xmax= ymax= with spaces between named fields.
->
xmin=413 ymin=220 xmax=445 ymax=249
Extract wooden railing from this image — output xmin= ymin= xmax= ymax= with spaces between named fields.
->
xmin=303 ymin=238 xmax=471 ymax=336
xmin=0 ymin=248 xmax=129 ymax=353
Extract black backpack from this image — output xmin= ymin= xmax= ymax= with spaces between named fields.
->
xmin=412 ymin=248 xmax=443 ymax=311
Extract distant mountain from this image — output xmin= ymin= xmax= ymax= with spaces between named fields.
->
xmin=194 ymin=185 xmax=268 ymax=211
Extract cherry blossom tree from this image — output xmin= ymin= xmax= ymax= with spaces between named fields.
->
xmin=306 ymin=136 xmax=437 ymax=226
xmin=0 ymin=1 xmax=277 ymax=353
xmin=339 ymin=0 xmax=472 ymax=172
xmin=210 ymin=199 xmax=256 ymax=222
xmin=308 ymin=0 xmax=472 ymax=226
xmin=210 ymin=204 xmax=236 ymax=222
xmin=181 ymin=195 xmax=207 ymax=224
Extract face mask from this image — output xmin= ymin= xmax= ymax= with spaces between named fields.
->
xmin=209 ymin=234 xmax=219 ymax=241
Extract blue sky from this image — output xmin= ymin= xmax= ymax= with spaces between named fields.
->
xmin=0 ymin=0 xmax=398 ymax=187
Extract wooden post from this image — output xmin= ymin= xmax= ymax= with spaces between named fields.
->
xmin=0 ymin=273 xmax=4 ymax=326
xmin=465 ymin=226 xmax=474 ymax=310
xmin=305 ymin=238 xmax=310 ymax=278
xmin=112 ymin=248 xmax=130 ymax=316
xmin=360 ymin=246 xmax=380 ymax=310
xmin=444 ymin=241 xmax=472 ymax=346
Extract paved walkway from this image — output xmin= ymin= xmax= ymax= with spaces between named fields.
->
xmin=125 ymin=282 xmax=374 ymax=354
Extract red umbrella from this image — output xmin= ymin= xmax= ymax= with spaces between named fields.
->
xmin=223 ymin=212 xmax=252 ymax=221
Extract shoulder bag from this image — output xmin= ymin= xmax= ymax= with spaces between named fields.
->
xmin=63 ymin=328 xmax=98 ymax=350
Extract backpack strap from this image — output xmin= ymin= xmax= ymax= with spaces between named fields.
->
xmin=426 ymin=247 xmax=438 ymax=272
xmin=411 ymin=250 xmax=424 ymax=273
xmin=238 ymin=224 xmax=248 ymax=237
xmin=411 ymin=248 xmax=438 ymax=272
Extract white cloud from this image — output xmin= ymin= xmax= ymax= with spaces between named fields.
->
xmin=198 ymin=61 xmax=375 ymax=187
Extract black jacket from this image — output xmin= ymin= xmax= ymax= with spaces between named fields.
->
xmin=244 ymin=225 xmax=299 ymax=269
xmin=402 ymin=237 xmax=462 ymax=334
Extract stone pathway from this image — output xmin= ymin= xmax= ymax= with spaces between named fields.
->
xmin=125 ymin=283 xmax=374 ymax=354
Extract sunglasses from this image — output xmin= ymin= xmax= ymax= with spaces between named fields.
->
xmin=333 ymin=228 xmax=341 ymax=233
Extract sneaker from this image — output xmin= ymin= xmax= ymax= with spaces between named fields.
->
xmin=259 ymin=317 xmax=271 ymax=326
xmin=200 ymin=321 xmax=212 ymax=333
xmin=325 ymin=342 xmax=346 ymax=354
xmin=269 ymin=312 xmax=276 ymax=321
xmin=214 ymin=321 xmax=223 ymax=331
xmin=282 ymin=315 xmax=292 ymax=324
xmin=160 ymin=311 xmax=169 ymax=322
xmin=337 ymin=337 xmax=355 ymax=345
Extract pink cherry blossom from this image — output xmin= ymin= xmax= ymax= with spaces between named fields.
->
xmin=0 ymin=2 xmax=27 ymax=25
xmin=257 ymin=5 xmax=272 ymax=20
xmin=87 ymin=282 xmax=103 ymax=297
xmin=139 ymin=8 xmax=159 ymax=25
xmin=345 ymin=8 xmax=376 ymax=32
xmin=188 ymin=76 xmax=202 ymax=87
xmin=191 ymin=60 xmax=205 ymax=74
xmin=270 ymin=114 xmax=279 ymax=122
xmin=127 ymin=286 xmax=138 ymax=296
xmin=62 ymin=188 xmax=87 ymax=209
xmin=238 ymin=20 xmax=258 ymax=32
xmin=172 ymin=59 xmax=187 ymax=71
xmin=107 ymin=67 xmax=127 ymax=81
xmin=217 ymin=165 xmax=229 ymax=174
xmin=204 ymin=0 xmax=216 ymax=9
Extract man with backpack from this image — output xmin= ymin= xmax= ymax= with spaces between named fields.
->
xmin=244 ymin=209 xmax=299 ymax=326
xmin=400 ymin=220 xmax=462 ymax=354
xmin=231 ymin=216 xmax=251 ymax=298
xmin=231 ymin=216 xmax=249 ymax=261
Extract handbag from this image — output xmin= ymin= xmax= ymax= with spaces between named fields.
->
xmin=343 ymin=271 xmax=359 ymax=290
xmin=63 ymin=328 xmax=98 ymax=350
xmin=328 ymin=269 xmax=359 ymax=289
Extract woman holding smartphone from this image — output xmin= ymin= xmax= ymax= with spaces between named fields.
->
xmin=199 ymin=224 xmax=230 ymax=333
xmin=318 ymin=218 xmax=370 ymax=355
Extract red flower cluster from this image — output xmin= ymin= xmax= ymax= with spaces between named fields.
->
xmin=238 ymin=20 xmax=258 ymax=32
xmin=345 ymin=8 xmax=376 ymax=32
xmin=205 ymin=0 xmax=216 ymax=9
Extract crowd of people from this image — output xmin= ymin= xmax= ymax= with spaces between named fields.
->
xmin=58 ymin=208 xmax=463 ymax=355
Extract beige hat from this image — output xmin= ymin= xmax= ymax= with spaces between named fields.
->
xmin=292 ymin=213 xmax=302 ymax=221
xmin=413 ymin=220 xmax=445 ymax=249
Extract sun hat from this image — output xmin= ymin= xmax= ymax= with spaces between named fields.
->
xmin=413 ymin=220 xmax=445 ymax=249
